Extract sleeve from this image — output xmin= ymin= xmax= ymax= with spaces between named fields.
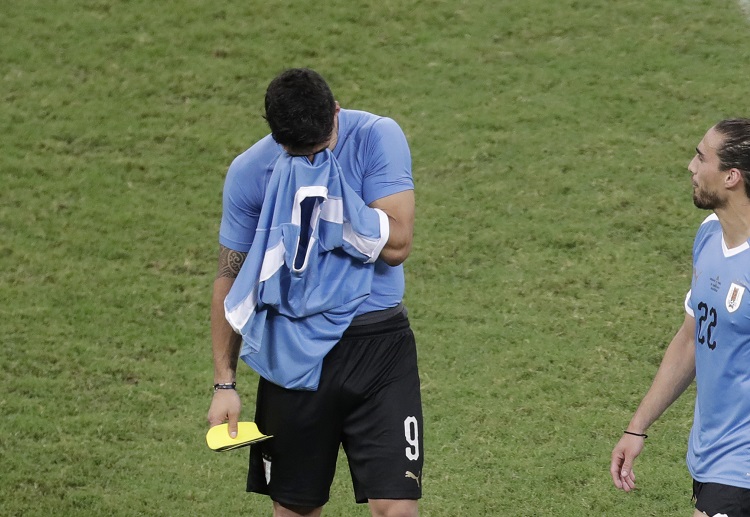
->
xmin=685 ymin=290 xmax=694 ymax=317
xmin=685 ymin=234 xmax=698 ymax=317
xmin=218 ymin=157 xmax=264 ymax=252
xmin=360 ymin=117 xmax=414 ymax=205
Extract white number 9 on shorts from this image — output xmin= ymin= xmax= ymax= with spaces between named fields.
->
xmin=404 ymin=416 xmax=419 ymax=461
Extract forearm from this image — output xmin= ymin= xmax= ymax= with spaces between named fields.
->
xmin=370 ymin=190 xmax=414 ymax=266
xmin=211 ymin=276 xmax=242 ymax=383
xmin=378 ymin=215 xmax=413 ymax=265
xmin=627 ymin=315 xmax=696 ymax=434
xmin=207 ymin=245 xmax=246 ymax=430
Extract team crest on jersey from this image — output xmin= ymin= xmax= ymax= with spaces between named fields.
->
xmin=726 ymin=282 xmax=745 ymax=313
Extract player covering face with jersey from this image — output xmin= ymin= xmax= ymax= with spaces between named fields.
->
xmin=207 ymin=68 xmax=424 ymax=517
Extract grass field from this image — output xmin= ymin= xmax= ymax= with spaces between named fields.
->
xmin=3 ymin=1 xmax=750 ymax=515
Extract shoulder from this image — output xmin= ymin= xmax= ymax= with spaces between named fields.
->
xmin=227 ymin=134 xmax=282 ymax=181
xmin=694 ymin=213 xmax=720 ymax=254
xmin=223 ymin=135 xmax=283 ymax=216
xmin=696 ymin=213 xmax=720 ymax=235
xmin=340 ymin=109 xmax=406 ymax=141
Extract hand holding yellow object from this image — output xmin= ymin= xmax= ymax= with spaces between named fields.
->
xmin=206 ymin=422 xmax=272 ymax=452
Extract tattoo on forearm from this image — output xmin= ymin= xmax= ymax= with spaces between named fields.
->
xmin=217 ymin=245 xmax=247 ymax=279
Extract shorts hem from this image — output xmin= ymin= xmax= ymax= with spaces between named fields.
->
xmin=247 ymin=487 xmax=329 ymax=509
xmin=355 ymin=491 xmax=422 ymax=504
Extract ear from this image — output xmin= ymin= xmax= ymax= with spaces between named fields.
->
xmin=725 ymin=167 xmax=744 ymax=189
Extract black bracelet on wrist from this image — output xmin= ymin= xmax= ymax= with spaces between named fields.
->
xmin=213 ymin=382 xmax=236 ymax=392
xmin=623 ymin=431 xmax=648 ymax=439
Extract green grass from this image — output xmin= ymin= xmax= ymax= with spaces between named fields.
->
xmin=3 ymin=0 xmax=750 ymax=515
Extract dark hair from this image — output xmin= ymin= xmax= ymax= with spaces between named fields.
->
xmin=714 ymin=118 xmax=750 ymax=197
xmin=264 ymin=68 xmax=336 ymax=151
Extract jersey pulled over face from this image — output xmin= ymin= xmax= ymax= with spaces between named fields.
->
xmin=220 ymin=109 xmax=414 ymax=315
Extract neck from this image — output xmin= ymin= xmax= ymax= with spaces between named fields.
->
xmin=715 ymin=197 xmax=750 ymax=248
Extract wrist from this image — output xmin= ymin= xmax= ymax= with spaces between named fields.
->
xmin=626 ymin=418 xmax=648 ymax=436
xmin=213 ymin=372 xmax=236 ymax=386
xmin=213 ymin=381 xmax=236 ymax=393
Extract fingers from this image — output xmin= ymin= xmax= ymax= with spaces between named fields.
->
xmin=207 ymin=414 xmax=224 ymax=428
xmin=206 ymin=390 xmax=241 ymax=437
xmin=206 ymin=403 xmax=224 ymax=428
xmin=610 ymin=441 xmax=638 ymax=492
xmin=609 ymin=456 xmax=633 ymax=491
xmin=619 ymin=465 xmax=636 ymax=492
xmin=610 ymin=465 xmax=636 ymax=492
xmin=228 ymin=412 xmax=238 ymax=438
xmin=610 ymin=455 xmax=624 ymax=489
xmin=226 ymin=390 xmax=241 ymax=438
xmin=620 ymin=453 xmax=633 ymax=488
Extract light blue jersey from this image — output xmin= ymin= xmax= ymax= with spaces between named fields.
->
xmin=685 ymin=213 xmax=750 ymax=488
xmin=220 ymin=109 xmax=413 ymax=315
xmin=223 ymin=151 xmax=389 ymax=389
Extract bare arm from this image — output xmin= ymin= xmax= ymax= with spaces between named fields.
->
xmin=211 ymin=246 xmax=245 ymax=382
xmin=610 ymin=313 xmax=696 ymax=492
xmin=369 ymin=189 xmax=414 ymax=266
xmin=626 ymin=314 xmax=696 ymax=433
xmin=207 ymin=245 xmax=247 ymax=437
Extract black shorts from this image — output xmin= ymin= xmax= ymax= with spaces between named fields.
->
xmin=247 ymin=311 xmax=424 ymax=507
xmin=693 ymin=479 xmax=750 ymax=516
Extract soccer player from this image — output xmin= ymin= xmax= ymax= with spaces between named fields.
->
xmin=207 ymin=68 xmax=423 ymax=517
xmin=610 ymin=119 xmax=750 ymax=516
